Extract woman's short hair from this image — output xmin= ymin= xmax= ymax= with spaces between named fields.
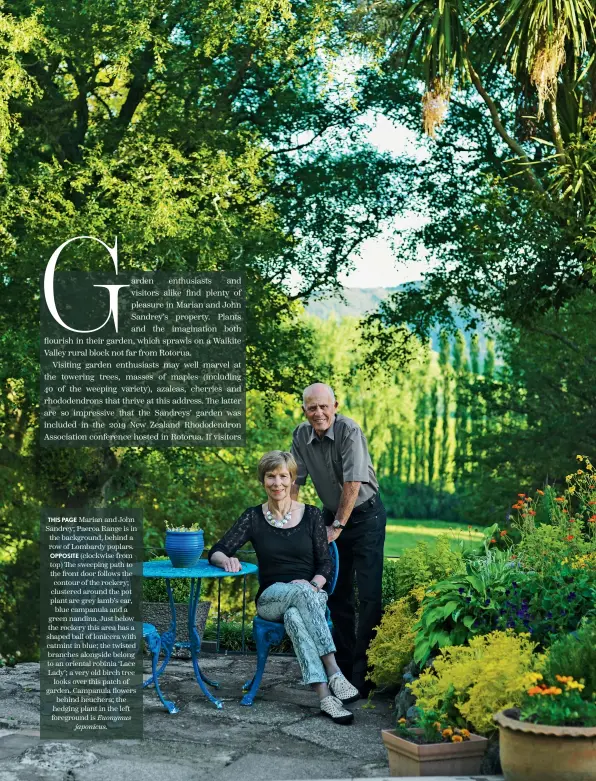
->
xmin=257 ymin=450 xmax=297 ymax=483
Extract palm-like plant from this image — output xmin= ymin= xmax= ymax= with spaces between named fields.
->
xmin=499 ymin=0 xmax=596 ymax=117
xmin=402 ymin=0 xmax=471 ymax=134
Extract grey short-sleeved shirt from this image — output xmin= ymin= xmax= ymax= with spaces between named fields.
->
xmin=291 ymin=413 xmax=379 ymax=514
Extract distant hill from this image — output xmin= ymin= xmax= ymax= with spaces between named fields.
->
xmin=306 ymin=286 xmax=497 ymax=358
xmin=307 ymin=287 xmax=399 ymax=319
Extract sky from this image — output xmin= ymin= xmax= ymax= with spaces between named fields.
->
xmin=338 ymin=115 xmax=435 ymax=289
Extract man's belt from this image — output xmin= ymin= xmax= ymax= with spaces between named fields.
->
xmin=351 ymin=493 xmax=381 ymax=515
xmin=325 ymin=492 xmax=380 ymax=519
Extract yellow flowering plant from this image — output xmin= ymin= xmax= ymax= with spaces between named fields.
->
xmin=408 ymin=631 xmax=542 ymax=734
xmin=520 ymin=672 xmax=596 ymax=727
xmin=367 ymin=587 xmax=425 ymax=687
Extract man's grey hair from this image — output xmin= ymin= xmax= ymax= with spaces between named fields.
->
xmin=302 ymin=383 xmax=336 ymax=405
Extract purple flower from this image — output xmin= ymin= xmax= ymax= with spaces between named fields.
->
xmin=458 ymin=588 xmax=465 ymax=594
xmin=484 ymin=599 xmax=491 ymax=606
xmin=567 ymin=592 xmax=576 ymax=601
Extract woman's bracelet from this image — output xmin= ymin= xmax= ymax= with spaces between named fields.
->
xmin=310 ymin=580 xmax=321 ymax=591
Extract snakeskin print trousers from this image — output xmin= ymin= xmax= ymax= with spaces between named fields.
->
xmin=257 ymin=582 xmax=336 ymax=684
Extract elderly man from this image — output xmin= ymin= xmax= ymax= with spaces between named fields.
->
xmin=290 ymin=382 xmax=386 ymax=696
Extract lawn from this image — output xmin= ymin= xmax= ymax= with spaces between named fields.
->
xmin=384 ymin=518 xmax=485 ymax=557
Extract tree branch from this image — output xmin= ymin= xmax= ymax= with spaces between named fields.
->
xmin=467 ymin=63 xmax=544 ymax=193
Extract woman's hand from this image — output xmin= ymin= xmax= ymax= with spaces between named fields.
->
xmin=211 ymin=551 xmax=242 ymax=572
xmin=291 ymin=579 xmax=317 ymax=590
xmin=222 ymin=556 xmax=242 ymax=572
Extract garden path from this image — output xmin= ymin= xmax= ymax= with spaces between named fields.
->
xmin=0 ymin=659 xmax=503 ymax=781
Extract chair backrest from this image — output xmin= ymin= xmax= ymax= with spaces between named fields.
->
xmin=326 ymin=541 xmax=339 ymax=595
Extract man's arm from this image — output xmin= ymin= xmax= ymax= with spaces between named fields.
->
xmin=327 ymin=480 xmax=360 ymax=541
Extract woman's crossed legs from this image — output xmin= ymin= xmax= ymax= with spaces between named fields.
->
xmin=257 ymin=582 xmax=341 ymax=699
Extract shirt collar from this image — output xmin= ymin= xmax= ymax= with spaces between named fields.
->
xmin=306 ymin=416 xmax=336 ymax=445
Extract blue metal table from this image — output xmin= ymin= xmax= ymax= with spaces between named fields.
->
xmin=143 ymin=559 xmax=259 ymax=709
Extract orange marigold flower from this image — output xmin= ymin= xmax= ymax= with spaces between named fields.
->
xmin=589 ymin=517 xmax=596 ymax=524
xmin=500 ymin=530 xmax=508 ymax=536
xmin=528 ymin=509 xmax=537 ymax=516
xmin=536 ymin=489 xmax=545 ymax=496
xmin=511 ymin=554 xmax=517 ymax=559
xmin=460 ymin=729 xmax=470 ymax=738
xmin=433 ymin=721 xmax=441 ymax=729
xmin=589 ymin=500 xmax=596 ymax=506
xmin=555 ymin=497 xmax=565 ymax=503
xmin=398 ymin=717 xmax=407 ymax=724
xmin=566 ymin=535 xmax=574 ymax=541
xmin=452 ymin=735 xmax=463 ymax=742
xmin=569 ymin=518 xmax=576 ymax=523
xmin=563 ymin=509 xmax=569 ymax=514
xmin=442 ymin=728 xmax=453 ymax=737
xmin=518 ymin=493 xmax=525 ymax=498
xmin=527 ymin=686 xmax=543 ymax=696
xmin=577 ymin=470 xmax=584 ymax=475
xmin=490 ymin=538 xmax=496 ymax=544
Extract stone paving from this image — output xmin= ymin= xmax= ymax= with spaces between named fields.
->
xmin=0 ymin=659 xmax=503 ymax=781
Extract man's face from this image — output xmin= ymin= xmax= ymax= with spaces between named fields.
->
xmin=303 ymin=388 xmax=338 ymax=436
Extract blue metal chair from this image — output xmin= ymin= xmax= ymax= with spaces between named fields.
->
xmin=240 ymin=541 xmax=339 ymax=706
xmin=142 ymin=622 xmax=179 ymax=714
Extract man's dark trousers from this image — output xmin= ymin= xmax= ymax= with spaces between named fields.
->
xmin=323 ymin=495 xmax=387 ymax=690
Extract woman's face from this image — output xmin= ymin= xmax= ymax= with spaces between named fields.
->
xmin=263 ymin=466 xmax=292 ymax=503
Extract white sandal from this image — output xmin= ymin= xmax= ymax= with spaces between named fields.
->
xmin=328 ymin=672 xmax=361 ymax=704
xmin=320 ymin=695 xmax=354 ymax=724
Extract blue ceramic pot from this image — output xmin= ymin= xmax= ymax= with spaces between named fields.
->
xmin=165 ymin=529 xmax=204 ymax=568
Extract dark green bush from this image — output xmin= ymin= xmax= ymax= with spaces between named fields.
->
xmin=543 ymin=622 xmax=596 ymax=699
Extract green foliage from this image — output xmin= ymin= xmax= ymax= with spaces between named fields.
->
xmin=414 ymin=547 xmax=517 ymax=664
xmin=164 ymin=522 xmax=202 ymax=532
xmin=379 ymin=479 xmax=463 ymax=522
xmin=386 ymin=536 xmax=466 ymax=605
xmin=543 ymin=622 xmax=596 ymax=701
xmin=203 ymin=616 xmax=292 ymax=653
xmin=409 ymin=631 xmax=541 ymax=735
xmin=142 ymin=556 xmax=194 ymax=604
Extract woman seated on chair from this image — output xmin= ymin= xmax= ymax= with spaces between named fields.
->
xmin=208 ymin=450 xmax=360 ymax=724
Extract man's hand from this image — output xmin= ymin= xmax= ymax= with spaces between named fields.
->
xmin=221 ymin=555 xmax=242 ymax=573
xmin=291 ymin=579 xmax=317 ymax=590
xmin=327 ymin=525 xmax=343 ymax=543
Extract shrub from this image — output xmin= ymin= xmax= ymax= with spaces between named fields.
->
xmin=413 ymin=547 xmax=517 ymax=664
xmin=492 ymin=563 xmax=596 ymax=646
xmin=543 ymin=622 xmax=596 ymax=700
xmin=378 ymin=478 xmax=463 ymax=522
xmin=409 ymin=630 xmax=541 ymax=735
xmin=384 ymin=536 xmax=466 ymax=606
xmin=367 ymin=588 xmax=424 ymax=688
xmin=382 ymin=559 xmax=401 ymax=609
xmin=142 ymin=557 xmax=193 ymax=603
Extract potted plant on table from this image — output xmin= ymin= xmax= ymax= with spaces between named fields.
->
xmin=164 ymin=520 xmax=204 ymax=568
xmin=381 ymin=706 xmax=488 ymax=777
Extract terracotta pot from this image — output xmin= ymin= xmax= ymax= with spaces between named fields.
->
xmin=494 ymin=708 xmax=596 ymax=781
xmin=381 ymin=728 xmax=488 ymax=777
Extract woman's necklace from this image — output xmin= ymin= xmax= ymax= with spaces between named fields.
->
xmin=265 ymin=501 xmax=292 ymax=528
